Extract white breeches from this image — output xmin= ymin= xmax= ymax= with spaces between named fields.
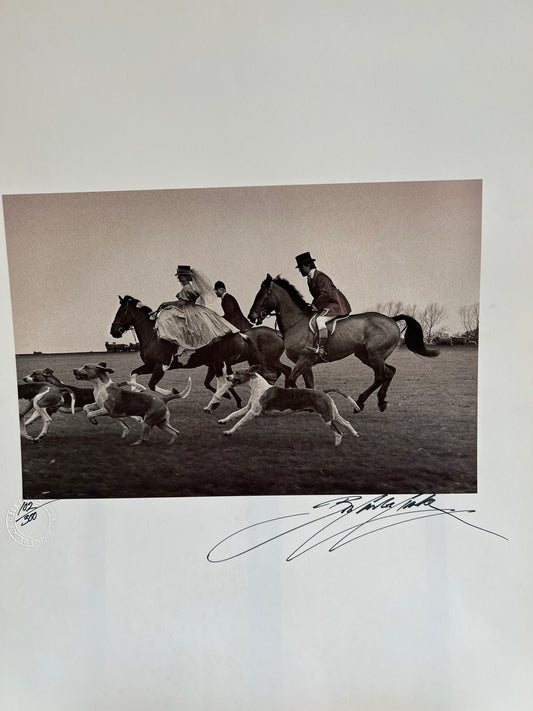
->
xmin=316 ymin=314 xmax=335 ymax=330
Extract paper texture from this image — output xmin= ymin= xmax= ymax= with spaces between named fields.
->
xmin=1 ymin=2 xmax=531 ymax=709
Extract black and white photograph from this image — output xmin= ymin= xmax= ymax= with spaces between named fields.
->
xmin=5 ymin=180 xmax=480 ymax=498
xmin=0 ymin=2 xmax=531 ymax=710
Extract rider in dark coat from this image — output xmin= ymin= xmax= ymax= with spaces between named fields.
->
xmin=295 ymin=252 xmax=351 ymax=360
xmin=214 ymin=281 xmax=252 ymax=331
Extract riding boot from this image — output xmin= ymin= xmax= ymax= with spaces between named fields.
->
xmin=306 ymin=327 xmax=329 ymax=361
xmin=316 ymin=328 xmax=329 ymax=361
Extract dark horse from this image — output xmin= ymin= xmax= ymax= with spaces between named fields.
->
xmin=248 ymin=275 xmax=438 ymax=412
xmin=110 ymin=295 xmax=291 ymax=409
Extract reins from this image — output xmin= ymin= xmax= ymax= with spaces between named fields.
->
xmin=258 ymin=282 xmax=310 ymax=333
xmin=113 ymin=299 xmax=148 ymax=337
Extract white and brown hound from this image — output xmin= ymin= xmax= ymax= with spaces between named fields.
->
xmin=18 ymin=376 xmax=72 ymax=442
xmin=217 ymin=366 xmax=361 ymax=445
xmin=73 ymin=362 xmax=191 ymax=445
xmin=24 ymin=367 xmax=146 ymax=438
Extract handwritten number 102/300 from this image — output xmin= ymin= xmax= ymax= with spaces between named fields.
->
xmin=16 ymin=502 xmax=38 ymax=527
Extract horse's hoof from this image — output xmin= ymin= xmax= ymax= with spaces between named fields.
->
xmin=379 ymin=401 xmax=388 ymax=412
xmin=355 ymin=404 xmax=364 ymax=413
xmin=223 ymin=431 xmax=232 ymax=436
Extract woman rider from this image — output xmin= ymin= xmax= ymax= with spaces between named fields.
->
xmin=154 ymin=265 xmax=239 ymax=356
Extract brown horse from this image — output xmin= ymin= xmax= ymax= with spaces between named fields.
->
xmin=110 ymin=295 xmax=291 ymax=409
xmin=248 ymin=275 xmax=438 ymax=412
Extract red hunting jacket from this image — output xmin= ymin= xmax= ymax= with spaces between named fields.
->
xmin=221 ymin=293 xmax=252 ymax=331
xmin=307 ymin=270 xmax=351 ymax=317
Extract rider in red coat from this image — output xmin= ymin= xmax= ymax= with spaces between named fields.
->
xmin=295 ymin=252 xmax=351 ymax=361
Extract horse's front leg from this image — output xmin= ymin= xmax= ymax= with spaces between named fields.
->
xmin=204 ymin=381 xmax=242 ymax=412
xmin=148 ymin=363 xmax=174 ymax=395
xmin=224 ymin=363 xmax=242 ymax=406
xmin=203 ymin=364 xmax=229 ymax=412
xmin=203 ymin=364 xmax=242 ymax=412
xmin=288 ymin=355 xmax=314 ymax=389
xmin=301 ymin=364 xmax=314 ymax=389
xmin=129 ymin=362 xmax=157 ymax=390
xmin=204 ymin=366 xmax=233 ymax=400
xmin=279 ymin=362 xmax=293 ymax=388
xmin=203 ymin=366 xmax=216 ymax=394
xmin=131 ymin=362 xmax=154 ymax=377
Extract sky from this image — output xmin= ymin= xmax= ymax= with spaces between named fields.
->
xmin=3 ymin=179 xmax=481 ymax=354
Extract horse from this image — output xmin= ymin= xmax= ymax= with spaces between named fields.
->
xmin=110 ymin=295 xmax=291 ymax=410
xmin=248 ymin=274 xmax=438 ymax=412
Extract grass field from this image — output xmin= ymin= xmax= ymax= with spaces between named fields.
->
xmin=16 ymin=347 xmax=477 ymax=498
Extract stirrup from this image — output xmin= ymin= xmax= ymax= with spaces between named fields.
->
xmin=305 ymin=345 xmax=328 ymax=362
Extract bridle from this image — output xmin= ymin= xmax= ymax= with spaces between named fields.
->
xmin=111 ymin=298 xmax=137 ymax=336
xmin=252 ymin=281 xmax=305 ymax=332
xmin=252 ymin=282 xmax=275 ymax=324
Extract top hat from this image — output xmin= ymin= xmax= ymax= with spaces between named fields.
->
xmin=214 ymin=280 xmax=226 ymax=290
xmin=175 ymin=265 xmax=192 ymax=276
xmin=295 ymin=252 xmax=316 ymax=269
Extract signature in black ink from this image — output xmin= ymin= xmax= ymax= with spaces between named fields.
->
xmin=207 ymin=494 xmax=507 ymax=563
xmin=15 ymin=500 xmax=59 ymax=527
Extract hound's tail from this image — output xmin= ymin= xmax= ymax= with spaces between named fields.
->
xmin=163 ymin=377 xmax=192 ymax=402
xmin=324 ymin=388 xmax=361 ymax=413
xmin=59 ymin=387 xmax=77 ymax=414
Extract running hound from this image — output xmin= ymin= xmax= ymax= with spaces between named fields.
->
xmin=73 ymin=362 xmax=191 ymax=445
xmin=24 ymin=367 xmax=146 ymax=438
xmin=18 ymin=377 xmax=70 ymax=442
xmin=217 ymin=366 xmax=361 ymax=445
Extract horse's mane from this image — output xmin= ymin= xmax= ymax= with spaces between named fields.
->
xmin=272 ymin=276 xmax=314 ymax=314
xmin=123 ymin=295 xmax=153 ymax=316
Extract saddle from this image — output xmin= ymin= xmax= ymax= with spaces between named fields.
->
xmin=308 ymin=313 xmax=351 ymax=336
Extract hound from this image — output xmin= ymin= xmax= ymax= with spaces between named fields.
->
xmin=217 ymin=366 xmax=361 ymax=445
xmin=18 ymin=377 xmax=71 ymax=442
xmin=73 ymin=362 xmax=191 ymax=445
xmin=24 ymin=368 xmax=146 ymax=438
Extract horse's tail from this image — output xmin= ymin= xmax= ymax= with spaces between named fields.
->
xmin=324 ymin=388 xmax=362 ymax=413
xmin=162 ymin=377 xmax=192 ymax=401
xmin=392 ymin=315 xmax=439 ymax=358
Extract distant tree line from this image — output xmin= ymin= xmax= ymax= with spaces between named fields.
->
xmin=373 ymin=301 xmax=479 ymax=345
xmin=458 ymin=303 xmax=479 ymax=343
